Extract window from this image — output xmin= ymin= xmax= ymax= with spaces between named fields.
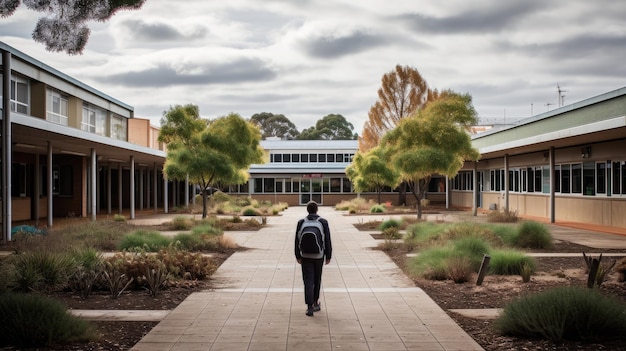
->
xmin=82 ymin=104 xmax=106 ymax=133
xmin=542 ymin=166 xmax=550 ymax=193
xmin=46 ymin=89 xmax=68 ymax=125
xmin=336 ymin=154 xmax=343 ymax=163
xmin=613 ymin=162 xmax=622 ymax=195
xmin=327 ymin=154 xmax=335 ymax=162
xmin=253 ymin=178 xmax=263 ymax=193
xmin=273 ymin=154 xmax=282 ymax=163
xmin=554 ymin=165 xmax=561 ymax=193
xmin=10 ymin=76 xmax=29 ymax=114
xmin=561 ymin=164 xmax=570 ymax=193
xmin=110 ymin=115 xmax=127 ymax=141
xmin=310 ymin=154 xmax=317 ymax=162
xmin=527 ymin=167 xmax=535 ymax=192
xmin=275 ymin=179 xmax=283 ymax=193
xmin=318 ymin=154 xmax=326 ymax=162
xmin=292 ymin=153 xmax=299 ymax=162
xmin=534 ymin=167 xmax=542 ymax=193
xmin=264 ymin=178 xmax=274 ymax=192
xmin=583 ymin=162 xmax=595 ymax=195
xmin=330 ymin=178 xmax=341 ymax=192
xmin=342 ymin=178 xmax=352 ymax=193
xmin=282 ymin=154 xmax=290 ymax=162
xmin=572 ymin=163 xmax=582 ymax=193
xmin=596 ymin=162 xmax=607 ymax=194
xmin=301 ymin=154 xmax=308 ymax=162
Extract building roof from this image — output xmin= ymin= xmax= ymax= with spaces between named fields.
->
xmin=260 ymin=139 xmax=358 ymax=151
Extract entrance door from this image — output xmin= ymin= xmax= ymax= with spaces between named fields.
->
xmin=299 ymin=178 xmax=323 ymax=205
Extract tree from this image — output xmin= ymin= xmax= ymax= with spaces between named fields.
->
xmin=297 ymin=114 xmax=358 ymax=140
xmin=250 ymin=112 xmax=300 ymax=140
xmin=0 ymin=0 xmax=145 ymax=54
xmin=382 ymin=92 xmax=480 ymax=219
xmin=345 ymin=146 xmax=400 ymax=204
xmin=360 ymin=64 xmax=437 ymax=152
xmin=159 ymin=105 xmax=264 ymax=218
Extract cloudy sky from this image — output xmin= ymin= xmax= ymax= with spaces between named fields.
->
xmin=1 ymin=0 xmax=624 ymax=133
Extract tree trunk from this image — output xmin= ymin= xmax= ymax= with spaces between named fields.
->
xmin=398 ymin=182 xmax=407 ymax=206
xmin=377 ymin=188 xmax=382 ymax=204
xmin=201 ymin=189 xmax=208 ymax=218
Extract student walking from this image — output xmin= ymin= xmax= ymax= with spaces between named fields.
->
xmin=295 ymin=201 xmax=332 ymax=316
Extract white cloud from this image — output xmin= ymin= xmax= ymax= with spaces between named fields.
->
xmin=0 ymin=0 xmax=623 ymax=131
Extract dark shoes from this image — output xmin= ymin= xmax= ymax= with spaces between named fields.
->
xmin=313 ymin=302 xmax=321 ymax=312
xmin=306 ymin=306 xmax=314 ymax=316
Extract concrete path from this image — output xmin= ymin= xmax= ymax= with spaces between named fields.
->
xmin=130 ymin=207 xmax=484 ymax=351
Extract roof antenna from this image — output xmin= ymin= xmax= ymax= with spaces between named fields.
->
xmin=557 ymin=83 xmax=568 ymax=107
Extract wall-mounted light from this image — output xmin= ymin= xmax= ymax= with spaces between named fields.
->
xmin=581 ymin=146 xmax=592 ymax=159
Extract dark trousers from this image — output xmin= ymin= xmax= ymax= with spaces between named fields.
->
xmin=301 ymin=257 xmax=324 ymax=306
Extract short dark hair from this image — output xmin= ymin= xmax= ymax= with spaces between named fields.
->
xmin=306 ymin=201 xmax=318 ymax=214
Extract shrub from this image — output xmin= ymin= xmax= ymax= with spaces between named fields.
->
xmin=443 ymin=222 xmax=503 ymax=247
xmin=452 ymin=237 xmax=491 ymax=270
xmin=495 ymin=287 xmax=626 ymax=342
xmin=0 ymin=293 xmax=95 ymax=347
xmin=242 ymin=206 xmax=262 ymax=216
xmin=143 ymin=263 xmax=169 ymax=297
xmin=487 ymin=208 xmax=519 ymax=223
xmin=404 ymin=222 xmax=448 ymax=248
xmin=118 ymin=230 xmax=171 ymax=252
xmin=489 ymin=249 xmax=536 ymax=275
xmin=382 ymin=227 xmax=402 ymax=240
xmin=158 ymin=249 xmax=217 ymax=280
xmin=191 ymin=223 xmax=222 ymax=236
xmin=101 ymin=259 xmax=134 ymax=299
xmin=113 ymin=214 xmax=126 ymax=222
xmin=616 ymin=257 xmax=626 ymax=282
xmin=379 ymin=219 xmax=401 ymax=231
xmin=169 ymin=216 xmax=194 ymax=231
xmin=10 ymin=251 xmax=75 ymax=293
xmin=446 ymin=256 xmax=474 ymax=283
xmin=514 ymin=221 xmax=553 ymax=249
xmin=487 ymin=224 xmax=518 ymax=246
xmin=370 ymin=204 xmax=385 ymax=213
xmin=407 ymin=246 xmax=454 ymax=280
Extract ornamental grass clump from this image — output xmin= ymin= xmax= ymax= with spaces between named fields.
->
xmin=370 ymin=204 xmax=385 ymax=213
xmin=495 ymin=286 xmax=626 ymax=342
xmin=513 ymin=220 xmax=553 ymax=249
xmin=0 ymin=293 xmax=95 ymax=347
xmin=379 ymin=218 xmax=401 ymax=231
xmin=118 ymin=230 xmax=171 ymax=252
xmin=489 ymin=249 xmax=536 ymax=275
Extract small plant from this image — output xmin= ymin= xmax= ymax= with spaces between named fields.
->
xmin=487 ymin=208 xmax=519 ymax=223
xmin=495 ymin=286 xmax=626 ymax=342
xmin=370 ymin=204 xmax=385 ymax=213
xmin=9 ymin=251 xmax=74 ymax=293
xmin=101 ymin=260 xmax=134 ymax=299
xmin=489 ymin=249 xmax=536 ymax=275
xmin=143 ymin=263 xmax=169 ymax=297
xmin=242 ymin=206 xmax=262 ymax=216
xmin=582 ymin=252 xmax=616 ymax=287
xmin=0 ymin=293 xmax=95 ymax=347
xmin=379 ymin=219 xmax=401 ymax=231
xmin=113 ymin=214 xmax=126 ymax=221
xmin=170 ymin=216 xmax=194 ymax=230
xmin=67 ymin=266 xmax=101 ymax=299
xmin=382 ymin=227 xmax=402 ymax=240
xmin=118 ymin=230 xmax=171 ymax=252
xmin=513 ymin=221 xmax=553 ymax=249
xmin=446 ymin=256 xmax=474 ymax=283
xmin=520 ymin=262 xmax=532 ymax=283
xmin=616 ymin=257 xmax=626 ymax=282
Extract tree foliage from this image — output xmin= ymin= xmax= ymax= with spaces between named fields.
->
xmin=0 ymin=0 xmax=145 ymax=54
xmin=250 ymin=112 xmax=300 ymax=140
xmin=382 ymin=92 xmax=480 ymax=219
xmin=297 ymin=114 xmax=358 ymax=140
xmin=360 ymin=64 xmax=437 ymax=152
xmin=159 ymin=105 xmax=264 ymax=218
xmin=345 ymin=146 xmax=400 ymax=204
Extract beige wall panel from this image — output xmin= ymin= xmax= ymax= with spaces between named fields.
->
xmin=13 ymin=197 xmax=31 ymax=221
xmin=610 ymin=200 xmax=626 ymax=228
xmin=128 ymin=118 xmax=150 ymax=147
xmin=451 ymin=191 xmax=473 ymax=208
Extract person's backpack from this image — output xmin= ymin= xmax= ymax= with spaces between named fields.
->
xmin=297 ymin=217 xmax=325 ymax=259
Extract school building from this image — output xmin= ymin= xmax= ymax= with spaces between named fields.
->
xmin=1 ymin=40 xmax=625 ymax=243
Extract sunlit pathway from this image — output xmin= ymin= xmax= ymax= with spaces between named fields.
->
xmin=131 ymin=206 xmax=483 ymax=351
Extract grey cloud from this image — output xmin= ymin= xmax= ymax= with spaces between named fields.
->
xmin=399 ymin=2 xmax=544 ymax=34
xmin=103 ymin=58 xmax=276 ymax=87
xmin=119 ymin=19 xmax=207 ymax=41
xmin=302 ymin=31 xmax=387 ymax=58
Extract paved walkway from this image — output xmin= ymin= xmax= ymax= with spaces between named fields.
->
xmin=130 ymin=207 xmax=484 ymax=351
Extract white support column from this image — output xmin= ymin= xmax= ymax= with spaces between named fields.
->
xmin=130 ymin=156 xmax=135 ymax=219
xmin=472 ymin=162 xmax=478 ymax=216
xmin=146 ymin=169 xmax=151 ymax=209
xmin=445 ymin=175 xmax=450 ymax=209
xmin=504 ymin=154 xmax=510 ymax=211
xmin=549 ymin=147 xmax=556 ymax=223
xmin=139 ymin=168 xmax=144 ymax=211
xmin=2 ymin=50 xmax=12 ymax=242
xmin=91 ymin=148 xmax=97 ymax=221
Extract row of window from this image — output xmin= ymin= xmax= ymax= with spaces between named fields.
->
xmin=452 ymin=160 xmax=626 ymax=196
xmin=270 ymin=153 xmax=354 ymax=163
xmin=224 ymin=177 xmax=354 ymax=194
xmin=1 ymin=74 xmax=127 ymax=141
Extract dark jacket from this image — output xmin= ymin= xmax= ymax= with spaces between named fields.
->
xmin=295 ymin=214 xmax=332 ymax=260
